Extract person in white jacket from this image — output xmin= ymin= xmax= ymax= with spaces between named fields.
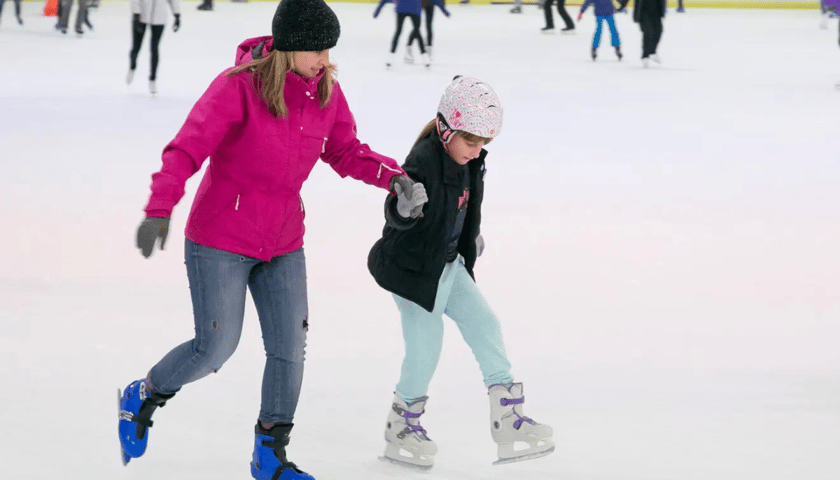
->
xmin=127 ymin=0 xmax=181 ymax=94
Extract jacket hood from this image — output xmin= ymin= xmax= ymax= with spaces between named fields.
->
xmin=235 ymin=36 xmax=274 ymax=66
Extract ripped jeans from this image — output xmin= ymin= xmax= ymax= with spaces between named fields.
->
xmin=147 ymin=239 xmax=309 ymax=424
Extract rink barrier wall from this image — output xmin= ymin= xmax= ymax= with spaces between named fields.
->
xmin=32 ymin=0 xmax=822 ymax=10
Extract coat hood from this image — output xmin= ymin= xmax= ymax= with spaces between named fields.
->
xmin=235 ymin=36 xmax=274 ymax=66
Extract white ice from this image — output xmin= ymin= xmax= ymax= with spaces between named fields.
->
xmin=0 ymin=3 xmax=838 ymax=480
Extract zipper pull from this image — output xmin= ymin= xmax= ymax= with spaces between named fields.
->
xmin=321 ymin=137 xmax=327 ymax=154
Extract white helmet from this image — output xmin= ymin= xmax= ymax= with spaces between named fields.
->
xmin=436 ymin=76 xmax=503 ymax=144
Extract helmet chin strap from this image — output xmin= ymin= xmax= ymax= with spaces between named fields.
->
xmin=436 ymin=114 xmax=456 ymax=146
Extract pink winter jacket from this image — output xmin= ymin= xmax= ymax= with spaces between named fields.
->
xmin=143 ymin=37 xmax=405 ymax=261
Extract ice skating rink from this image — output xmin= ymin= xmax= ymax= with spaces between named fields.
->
xmin=0 ymin=2 xmax=838 ymax=479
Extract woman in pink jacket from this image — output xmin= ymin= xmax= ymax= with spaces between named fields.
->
xmin=117 ymin=1 xmax=421 ymax=479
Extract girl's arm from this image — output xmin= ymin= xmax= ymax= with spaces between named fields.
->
xmin=144 ymin=71 xmax=246 ymax=217
xmin=373 ymin=0 xmax=392 ymax=19
xmin=433 ymin=0 xmax=451 ymax=17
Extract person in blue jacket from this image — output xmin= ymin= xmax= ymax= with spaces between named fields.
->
xmin=577 ymin=0 xmax=621 ymax=61
xmin=374 ymin=0 xmax=445 ymax=68
xmin=406 ymin=0 xmax=450 ymax=62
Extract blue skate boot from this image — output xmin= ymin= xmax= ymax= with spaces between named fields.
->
xmin=251 ymin=423 xmax=315 ymax=480
xmin=118 ymin=379 xmax=175 ymax=465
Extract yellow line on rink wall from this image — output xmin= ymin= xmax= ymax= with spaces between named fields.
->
xmin=40 ymin=0 xmax=822 ymax=10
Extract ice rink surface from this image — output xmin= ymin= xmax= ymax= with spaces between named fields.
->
xmin=0 ymin=2 xmax=838 ymax=480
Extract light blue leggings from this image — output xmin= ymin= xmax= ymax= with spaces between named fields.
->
xmin=593 ymin=15 xmax=620 ymax=48
xmin=394 ymin=256 xmax=513 ymax=402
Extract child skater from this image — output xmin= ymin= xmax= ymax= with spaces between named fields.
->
xmin=368 ymin=76 xmax=555 ymax=469
xmin=374 ymin=0 xmax=432 ymax=68
xmin=127 ymin=0 xmax=181 ymax=94
xmin=578 ymin=0 xmax=622 ymax=61
xmin=406 ymin=0 xmax=450 ymax=62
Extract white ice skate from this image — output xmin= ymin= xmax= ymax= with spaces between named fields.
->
xmin=488 ymin=383 xmax=554 ymax=465
xmin=126 ymin=69 xmax=135 ymax=85
xmin=381 ymin=395 xmax=437 ymax=470
xmin=386 ymin=52 xmax=396 ymax=69
xmin=820 ymin=13 xmax=829 ymax=30
xmin=421 ymin=53 xmax=431 ymax=68
xmin=149 ymin=80 xmax=158 ymax=94
xmin=404 ymin=47 xmax=415 ymax=64
xmin=650 ymin=53 xmax=661 ymax=64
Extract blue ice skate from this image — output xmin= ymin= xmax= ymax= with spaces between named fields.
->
xmin=251 ymin=423 xmax=315 ymax=480
xmin=117 ymin=379 xmax=174 ymax=465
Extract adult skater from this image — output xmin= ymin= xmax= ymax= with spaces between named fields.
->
xmin=57 ymin=0 xmax=91 ymax=34
xmin=117 ymin=0 xmax=411 ymax=479
xmin=578 ymin=0 xmax=622 ymax=61
xmin=618 ymin=0 xmax=666 ymax=67
xmin=406 ymin=0 xmax=450 ymax=61
xmin=542 ymin=0 xmax=575 ymax=33
xmin=374 ymin=0 xmax=432 ymax=67
xmin=0 ymin=0 xmax=23 ymax=26
xmin=368 ymin=76 xmax=554 ymax=469
xmin=127 ymin=0 xmax=181 ymax=94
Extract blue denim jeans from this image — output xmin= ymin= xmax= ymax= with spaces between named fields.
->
xmin=147 ymin=239 xmax=309 ymax=424
xmin=394 ymin=256 xmax=513 ymax=402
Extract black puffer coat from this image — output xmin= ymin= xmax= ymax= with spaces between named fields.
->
xmin=368 ymin=128 xmax=487 ymax=312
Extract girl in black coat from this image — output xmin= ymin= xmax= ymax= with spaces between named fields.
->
xmin=367 ymin=76 xmax=554 ymax=469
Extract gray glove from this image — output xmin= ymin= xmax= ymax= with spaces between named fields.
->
xmin=136 ymin=217 xmax=170 ymax=258
xmin=476 ymin=234 xmax=484 ymax=257
xmin=391 ymin=175 xmax=427 ymax=219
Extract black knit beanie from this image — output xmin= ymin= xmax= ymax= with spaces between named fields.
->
xmin=271 ymin=0 xmax=341 ymax=52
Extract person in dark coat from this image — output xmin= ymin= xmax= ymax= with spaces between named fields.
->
xmin=368 ymin=76 xmax=554 ymax=469
xmin=618 ymin=0 xmax=665 ymax=66
xmin=542 ymin=0 xmax=574 ymax=33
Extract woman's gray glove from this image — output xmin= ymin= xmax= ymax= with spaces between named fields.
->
xmin=391 ymin=175 xmax=427 ymax=219
xmin=476 ymin=234 xmax=484 ymax=257
xmin=136 ymin=217 xmax=170 ymax=258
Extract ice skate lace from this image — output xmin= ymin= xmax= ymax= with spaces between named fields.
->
xmin=500 ymin=397 xmax=536 ymax=430
xmin=394 ymin=406 xmax=431 ymax=441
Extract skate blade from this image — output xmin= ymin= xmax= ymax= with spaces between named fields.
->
xmin=117 ymin=388 xmax=129 ymax=466
xmin=492 ymin=445 xmax=555 ymax=465
xmin=378 ymin=455 xmax=433 ymax=471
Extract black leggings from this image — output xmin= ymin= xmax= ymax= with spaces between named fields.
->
xmin=544 ymin=0 xmax=574 ymax=30
xmin=130 ymin=23 xmax=165 ymax=81
xmin=408 ymin=5 xmax=435 ymax=48
xmin=639 ymin=13 xmax=663 ymax=58
xmin=0 ymin=0 xmax=22 ymax=18
xmin=392 ymin=12 xmax=425 ymax=54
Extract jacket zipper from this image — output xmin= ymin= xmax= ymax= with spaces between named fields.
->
xmin=235 ymin=195 xmax=240 ymax=211
xmin=321 ymin=137 xmax=327 ymax=153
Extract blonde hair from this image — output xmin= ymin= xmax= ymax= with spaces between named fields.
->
xmin=228 ymin=50 xmax=336 ymax=118
xmin=412 ymin=119 xmax=494 ymax=150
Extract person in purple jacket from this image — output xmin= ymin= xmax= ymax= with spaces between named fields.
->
xmin=374 ymin=0 xmax=442 ymax=68
xmin=117 ymin=1 xmax=418 ymax=479
xmin=577 ymin=0 xmax=622 ymax=61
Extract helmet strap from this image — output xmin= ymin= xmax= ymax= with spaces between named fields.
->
xmin=436 ymin=113 xmax=456 ymax=145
